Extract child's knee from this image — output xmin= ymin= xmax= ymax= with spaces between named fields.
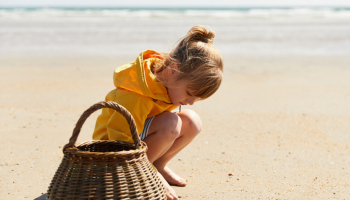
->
xmin=178 ymin=109 xmax=202 ymax=136
xmin=159 ymin=112 xmax=182 ymax=140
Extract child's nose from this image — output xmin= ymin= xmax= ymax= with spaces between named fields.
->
xmin=188 ymin=97 xmax=195 ymax=105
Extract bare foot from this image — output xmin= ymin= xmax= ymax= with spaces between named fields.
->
xmin=157 ymin=171 xmax=179 ymax=200
xmin=156 ymin=165 xmax=187 ymax=187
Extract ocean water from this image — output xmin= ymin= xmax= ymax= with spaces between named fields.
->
xmin=2 ymin=7 xmax=350 ymax=20
xmin=1 ymin=7 xmax=350 ymax=56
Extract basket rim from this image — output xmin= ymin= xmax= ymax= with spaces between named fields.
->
xmin=64 ymin=140 xmax=148 ymax=157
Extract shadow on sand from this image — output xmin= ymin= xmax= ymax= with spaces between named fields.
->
xmin=34 ymin=193 xmax=47 ymax=200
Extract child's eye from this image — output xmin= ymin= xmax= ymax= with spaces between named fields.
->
xmin=187 ymin=91 xmax=193 ymax=96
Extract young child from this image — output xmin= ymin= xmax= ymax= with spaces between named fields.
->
xmin=93 ymin=25 xmax=223 ymax=200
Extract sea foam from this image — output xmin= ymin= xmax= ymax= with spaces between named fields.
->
xmin=1 ymin=7 xmax=350 ymax=20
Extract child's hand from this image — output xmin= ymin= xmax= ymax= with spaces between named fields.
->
xmin=157 ymin=171 xmax=179 ymax=200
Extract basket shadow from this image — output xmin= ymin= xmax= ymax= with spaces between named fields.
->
xmin=34 ymin=193 xmax=47 ymax=200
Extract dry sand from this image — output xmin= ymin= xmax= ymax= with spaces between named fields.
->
xmin=0 ymin=54 xmax=349 ymax=199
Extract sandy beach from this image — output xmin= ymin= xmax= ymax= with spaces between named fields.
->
xmin=0 ymin=54 xmax=349 ymax=199
xmin=1 ymin=7 xmax=350 ymax=199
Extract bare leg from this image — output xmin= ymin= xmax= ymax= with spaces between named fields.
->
xmin=143 ymin=112 xmax=182 ymax=163
xmin=153 ymin=110 xmax=201 ymax=186
xmin=143 ymin=112 xmax=182 ymax=200
xmin=144 ymin=109 xmax=202 ymax=187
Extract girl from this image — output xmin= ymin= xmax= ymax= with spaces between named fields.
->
xmin=93 ymin=25 xmax=223 ymax=200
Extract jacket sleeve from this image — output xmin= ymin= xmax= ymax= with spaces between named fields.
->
xmin=93 ymin=89 xmax=153 ymax=143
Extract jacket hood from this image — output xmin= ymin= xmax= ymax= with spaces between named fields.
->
xmin=113 ymin=50 xmax=172 ymax=104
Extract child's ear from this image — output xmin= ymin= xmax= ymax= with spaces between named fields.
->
xmin=169 ymin=63 xmax=179 ymax=75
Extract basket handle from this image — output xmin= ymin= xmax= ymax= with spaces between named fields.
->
xmin=63 ymin=101 xmax=141 ymax=152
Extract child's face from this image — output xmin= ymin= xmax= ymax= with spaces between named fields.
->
xmin=166 ymin=79 xmax=198 ymax=107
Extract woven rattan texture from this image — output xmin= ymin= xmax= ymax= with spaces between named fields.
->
xmin=47 ymin=101 xmax=166 ymax=200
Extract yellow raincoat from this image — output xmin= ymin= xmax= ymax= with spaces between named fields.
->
xmin=93 ymin=50 xmax=178 ymax=143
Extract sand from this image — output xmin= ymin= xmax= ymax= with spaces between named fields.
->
xmin=0 ymin=54 xmax=350 ymax=199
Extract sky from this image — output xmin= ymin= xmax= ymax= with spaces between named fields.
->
xmin=1 ymin=0 xmax=350 ymax=7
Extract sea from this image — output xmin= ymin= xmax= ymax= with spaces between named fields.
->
xmin=1 ymin=7 xmax=350 ymax=57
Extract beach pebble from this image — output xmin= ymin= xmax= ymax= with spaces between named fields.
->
xmin=247 ymin=173 xmax=250 ymax=176
xmin=228 ymin=173 xmax=233 ymax=176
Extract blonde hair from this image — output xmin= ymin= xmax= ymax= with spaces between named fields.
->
xmin=154 ymin=25 xmax=223 ymax=99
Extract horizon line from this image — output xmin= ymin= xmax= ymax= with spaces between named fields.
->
xmin=1 ymin=5 xmax=350 ymax=9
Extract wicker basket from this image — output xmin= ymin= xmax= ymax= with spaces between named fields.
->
xmin=47 ymin=101 xmax=166 ymax=200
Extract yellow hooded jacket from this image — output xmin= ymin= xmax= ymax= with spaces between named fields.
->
xmin=93 ymin=50 xmax=178 ymax=143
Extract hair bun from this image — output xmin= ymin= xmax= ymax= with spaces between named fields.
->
xmin=184 ymin=25 xmax=215 ymax=44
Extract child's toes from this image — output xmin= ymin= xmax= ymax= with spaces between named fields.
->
xmin=170 ymin=178 xmax=187 ymax=187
